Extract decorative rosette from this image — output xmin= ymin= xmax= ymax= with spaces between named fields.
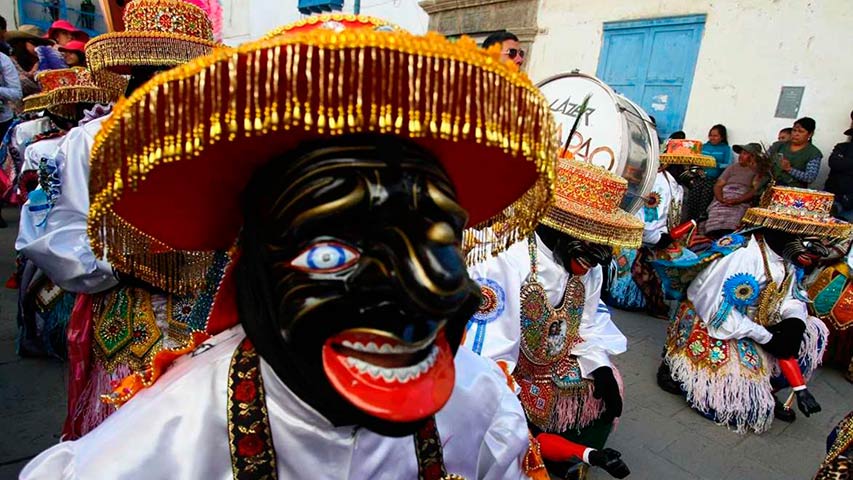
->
xmin=711 ymin=273 xmax=760 ymax=329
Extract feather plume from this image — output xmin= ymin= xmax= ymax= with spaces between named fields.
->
xmin=36 ymin=46 xmax=68 ymax=71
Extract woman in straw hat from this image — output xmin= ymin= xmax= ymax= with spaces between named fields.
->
xmin=18 ymin=0 xmax=222 ymax=439
xmin=655 ymin=186 xmax=850 ymax=433
xmin=464 ymin=158 xmax=638 ymax=479
xmin=24 ymin=15 xmax=564 ymax=479
xmin=604 ymin=138 xmax=714 ymax=317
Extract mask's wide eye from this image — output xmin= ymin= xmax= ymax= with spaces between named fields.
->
xmin=289 ymin=241 xmax=360 ymax=274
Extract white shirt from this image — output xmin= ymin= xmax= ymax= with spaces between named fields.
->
xmin=21 ymin=325 xmax=530 ymax=480
xmin=637 ymin=170 xmax=683 ymax=245
xmin=16 ymin=114 xmax=117 ymax=294
xmin=464 ymin=234 xmax=627 ymax=378
xmin=687 ymin=235 xmax=807 ymax=344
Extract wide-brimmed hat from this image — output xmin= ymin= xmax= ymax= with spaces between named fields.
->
xmin=741 ymin=186 xmax=852 ymax=239
xmin=732 ymin=142 xmax=763 ymax=157
xmin=844 ymin=127 xmax=852 ymax=137
xmin=660 ymin=139 xmax=717 ymax=168
xmin=87 ymin=23 xmax=558 ymax=292
xmin=86 ymin=0 xmax=220 ymax=75
xmin=47 ymin=19 xmax=90 ymax=42
xmin=23 ymin=67 xmax=125 ymax=117
xmin=6 ymin=25 xmax=54 ymax=46
xmin=261 ymin=13 xmax=396 ymax=39
xmin=539 ymin=158 xmax=644 ymax=248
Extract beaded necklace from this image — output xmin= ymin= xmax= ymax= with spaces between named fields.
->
xmin=755 ymin=235 xmax=794 ymax=326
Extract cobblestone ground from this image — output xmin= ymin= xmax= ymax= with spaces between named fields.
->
xmin=0 ymin=206 xmax=849 ymax=480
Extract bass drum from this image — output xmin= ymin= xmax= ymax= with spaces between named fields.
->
xmin=537 ymin=72 xmax=659 ymax=214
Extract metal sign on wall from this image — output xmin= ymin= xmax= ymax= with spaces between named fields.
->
xmin=775 ymin=86 xmax=805 ymax=119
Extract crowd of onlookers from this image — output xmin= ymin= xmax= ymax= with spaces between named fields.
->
xmin=660 ymin=112 xmax=853 ymax=239
xmin=0 ymin=15 xmax=89 ymax=139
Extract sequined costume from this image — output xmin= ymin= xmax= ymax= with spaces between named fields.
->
xmin=660 ymin=186 xmax=851 ymax=433
xmin=466 ymin=235 xmax=626 ymax=433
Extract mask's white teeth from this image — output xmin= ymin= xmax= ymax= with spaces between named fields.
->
xmin=343 ymin=346 xmax=440 ymax=383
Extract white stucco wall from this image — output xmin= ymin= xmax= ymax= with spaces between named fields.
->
xmin=1 ymin=3 xmax=17 ymax=30
xmin=529 ymin=0 xmax=853 ymax=186
xmin=221 ymin=0 xmax=428 ymax=46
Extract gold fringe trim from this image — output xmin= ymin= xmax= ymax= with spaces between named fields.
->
xmin=97 ymin=209 xmax=216 ymax=293
xmin=88 ymin=29 xmax=558 ymax=291
xmin=659 ymin=153 xmax=717 ymax=168
xmin=540 ymin=205 xmax=643 ymax=249
xmin=86 ymin=31 xmax=220 ymax=74
xmin=22 ymin=92 xmax=52 ymax=113
xmin=741 ymin=208 xmax=853 ymax=240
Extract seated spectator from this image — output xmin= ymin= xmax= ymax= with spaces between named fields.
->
xmin=704 ymin=142 xmax=764 ymax=238
xmin=769 ymin=116 xmax=821 ymax=187
xmin=825 ymin=125 xmax=853 ymax=221
xmin=686 ymin=124 xmax=731 ymax=222
xmin=59 ymin=40 xmax=85 ymax=67
xmin=777 ymin=127 xmax=792 ymax=142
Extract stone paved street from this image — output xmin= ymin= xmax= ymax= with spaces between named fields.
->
xmin=0 ymin=206 xmax=849 ymax=479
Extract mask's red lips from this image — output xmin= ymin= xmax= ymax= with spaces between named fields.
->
xmin=569 ymin=257 xmax=591 ymax=275
xmin=322 ymin=328 xmax=455 ymax=422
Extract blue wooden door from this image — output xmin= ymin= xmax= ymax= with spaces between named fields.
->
xmin=597 ymin=15 xmax=706 ymax=140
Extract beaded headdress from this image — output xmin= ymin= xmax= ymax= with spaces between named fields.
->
xmin=86 ymin=0 xmax=220 ymax=75
xmin=87 ymin=21 xmax=558 ymax=293
xmin=261 ymin=13 xmax=396 ymax=39
xmin=741 ymin=186 xmax=852 ymax=239
xmin=659 ymin=139 xmax=717 ymax=167
xmin=539 ymin=158 xmax=644 ymax=248
xmin=23 ymin=67 xmax=125 ymax=118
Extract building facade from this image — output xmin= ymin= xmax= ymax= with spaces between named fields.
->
xmin=423 ymin=0 xmax=852 ymax=186
xmin=220 ymin=0 xmax=428 ymax=45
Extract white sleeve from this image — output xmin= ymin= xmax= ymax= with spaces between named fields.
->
xmin=688 ymin=246 xmax=772 ymax=344
xmin=477 ymin=364 xmax=531 ymax=480
xmin=641 ymin=176 xmax=670 ymax=245
xmin=17 ymin=127 xmax=118 ymax=293
xmin=571 ymin=267 xmax=627 ymax=377
xmin=19 ymin=441 xmax=77 ymax=479
xmin=463 ymin=247 xmax=523 ymax=373
xmin=780 ymin=278 xmax=808 ymax=321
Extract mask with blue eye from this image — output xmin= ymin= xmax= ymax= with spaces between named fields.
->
xmin=235 ymin=135 xmax=480 ymax=437
xmin=289 ymin=241 xmax=360 ymax=275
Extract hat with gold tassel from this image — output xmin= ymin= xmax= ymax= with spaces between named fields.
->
xmin=86 ymin=0 xmax=221 ymax=75
xmin=87 ymin=20 xmax=559 ymax=293
xmin=540 ymin=158 xmax=644 ymax=248
xmin=23 ymin=67 xmax=125 ymax=118
xmin=741 ymin=186 xmax=852 ymax=239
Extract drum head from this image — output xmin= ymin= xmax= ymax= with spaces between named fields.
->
xmin=537 ymin=72 xmax=659 ymax=214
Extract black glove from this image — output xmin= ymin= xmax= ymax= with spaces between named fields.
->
xmin=588 ymin=448 xmax=630 ymax=479
xmin=591 ymin=366 xmax=622 ymax=421
xmin=762 ymin=318 xmax=805 ymax=358
xmin=795 ymin=389 xmax=821 ymax=417
xmin=655 ymin=233 xmax=674 ymax=249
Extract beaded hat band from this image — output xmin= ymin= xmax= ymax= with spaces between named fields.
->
xmin=540 ymin=159 xmax=644 ymax=249
xmin=88 ymin=25 xmax=558 ymax=293
xmin=741 ymin=186 xmax=852 ymax=239
xmin=660 ymin=139 xmax=717 ymax=167
xmin=23 ymin=67 xmax=124 ymax=115
xmin=86 ymin=0 xmax=220 ymax=75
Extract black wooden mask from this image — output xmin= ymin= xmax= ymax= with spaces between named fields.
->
xmin=236 ymin=135 xmax=480 ymax=436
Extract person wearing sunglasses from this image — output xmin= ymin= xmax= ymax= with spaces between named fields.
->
xmin=482 ymin=30 xmax=525 ymax=66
